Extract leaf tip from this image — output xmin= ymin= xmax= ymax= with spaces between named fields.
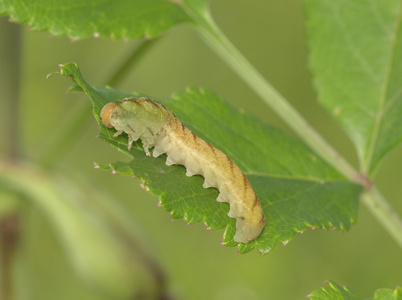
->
xmin=110 ymin=166 xmax=117 ymax=175
xmin=139 ymin=181 xmax=149 ymax=191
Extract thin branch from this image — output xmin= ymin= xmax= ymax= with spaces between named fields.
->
xmin=0 ymin=17 xmax=22 ymax=300
xmin=0 ymin=216 xmax=19 ymax=300
xmin=0 ymin=18 xmax=21 ymax=159
xmin=362 ymin=187 xmax=402 ymax=248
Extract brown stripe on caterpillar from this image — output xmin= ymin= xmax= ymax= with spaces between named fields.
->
xmin=100 ymin=97 xmax=265 ymax=243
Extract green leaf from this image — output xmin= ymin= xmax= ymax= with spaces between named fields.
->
xmin=0 ymin=0 xmax=190 ymax=40
xmin=306 ymin=0 xmax=402 ymax=174
xmin=309 ymin=281 xmax=358 ymax=300
xmin=370 ymin=287 xmax=402 ymax=300
xmin=309 ymin=282 xmax=402 ymax=300
xmin=60 ymin=62 xmax=362 ymax=254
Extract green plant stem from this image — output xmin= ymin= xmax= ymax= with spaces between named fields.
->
xmin=187 ymin=8 xmax=359 ymax=182
xmin=182 ymin=5 xmax=402 ymax=248
xmin=37 ymin=39 xmax=159 ymax=167
xmin=0 ymin=19 xmax=21 ymax=160
xmin=362 ymin=187 xmax=402 ymax=248
xmin=0 ymin=17 xmax=22 ymax=300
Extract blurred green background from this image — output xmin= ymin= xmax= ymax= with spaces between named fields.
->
xmin=1 ymin=0 xmax=401 ymax=299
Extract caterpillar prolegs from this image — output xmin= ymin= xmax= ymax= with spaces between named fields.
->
xmin=100 ymin=97 xmax=265 ymax=243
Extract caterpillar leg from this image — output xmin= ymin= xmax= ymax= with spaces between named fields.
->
xmin=128 ymin=136 xmax=134 ymax=151
xmin=143 ymin=145 xmax=151 ymax=157
xmin=113 ymin=130 xmax=123 ymax=137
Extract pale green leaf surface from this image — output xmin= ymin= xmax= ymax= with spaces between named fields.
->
xmin=60 ymin=63 xmax=362 ymax=254
xmin=306 ymin=0 xmax=402 ymax=173
xmin=309 ymin=281 xmax=358 ymax=300
xmin=0 ymin=0 xmax=190 ymax=40
xmin=370 ymin=287 xmax=402 ymax=300
xmin=309 ymin=282 xmax=402 ymax=300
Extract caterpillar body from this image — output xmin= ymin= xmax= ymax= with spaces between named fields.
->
xmin=100 ymin=97 xmax=265 ymax=243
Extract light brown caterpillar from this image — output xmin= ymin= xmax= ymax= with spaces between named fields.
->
xmin=100 ymin=97 xmax=265 ymax=243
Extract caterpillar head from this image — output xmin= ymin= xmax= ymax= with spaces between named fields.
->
xmin=100 ymin=102 xmax=116 ymax=128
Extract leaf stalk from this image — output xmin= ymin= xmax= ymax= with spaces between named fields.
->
xmin=362 ymin=187 xmax=402 ymax=248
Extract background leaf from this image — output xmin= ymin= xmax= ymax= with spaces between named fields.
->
xmin=371 ymin=287 xmax=402 ymax=300
xmin=0 ymin=0 xmax=190 ymax=40
xmin=61 ymin=63 xmax=362 ymax=254
xmin=309 ymin=282 xmax=402 ymax=300
xmin=309 ymin=281 xmax=358 ymax=300
xmin=306 ymin=0 xmax=402 ymax=174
